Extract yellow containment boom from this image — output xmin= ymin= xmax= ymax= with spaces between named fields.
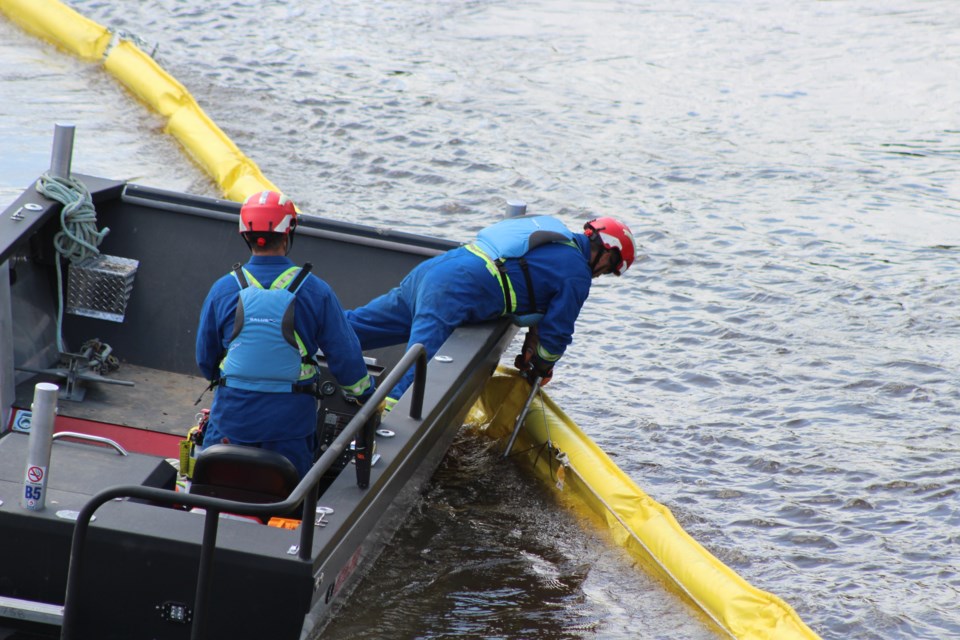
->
xmin=0 ymin=0 xmax=278 ymax=202
xmin=467 ymin=368 xmax=822 ymax=640
xmin=0 ymin=0 xmax=109 ymax=62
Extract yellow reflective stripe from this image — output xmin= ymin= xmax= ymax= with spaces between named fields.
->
xmin=238 ymin=267 xmax=263 ymax=289
xmin=234 ymin=265 xmax=300 ymax=290
xmin=465 ymin=244 xmax=517 ymax=314
xmin=342 ymin=374 xmax=373 ymax=398
xmin=294 ymin=334 xmax=316 ymax=381
xmin=536 ymin=343 xmax=561 ymax=362
xmin=268 ymin=266 xmax=301 ymax=290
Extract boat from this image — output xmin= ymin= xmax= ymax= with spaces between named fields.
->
xmin=0 ymin=129 xmax=518 ymax=640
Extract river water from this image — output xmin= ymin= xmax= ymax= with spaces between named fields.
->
xmin=2 ymin=1 xmax=958 ymax=638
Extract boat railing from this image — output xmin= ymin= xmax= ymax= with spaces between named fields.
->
xmin=60 ymin=343 xmax=429 ymax=640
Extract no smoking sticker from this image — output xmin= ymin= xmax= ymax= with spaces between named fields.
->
xmin=27 ymin=466 xmax=44 ymax=483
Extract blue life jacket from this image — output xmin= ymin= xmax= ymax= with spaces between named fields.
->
xmin=469 ymin=215 xmax=577 ymax=325
xmin=474 ymin=215 xmax=575 ymax=261
xmin=219 ymin=263 xmax=317 ymax=393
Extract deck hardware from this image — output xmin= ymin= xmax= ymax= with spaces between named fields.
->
xmin=434 ymin=355 xmax=453 ymax=362
xmin=17 ymin=343 xmax=135 ymax=402
xmin=157 ymin=601 xmax=193 ymax=624
xmin=49 ymin=123 xmax=75 ymax=179
xmin=53 ymin=431 xmax=129 ymax=456
xmin=56 ymin=510 xmax=94 ymax=522
xmin=11 ymin=204 xmax=41 ymax=221
xmin=66 ymin=255 xmax=140 ymax=323
xmin=315 ymin=507 xmax=334 ymax=526
xmin=23 ymin=383 xmax=57 ymax=511
xmin=376 ymin=428 xmax=395 ymax=438
xmin=505 ymin=200 xmax=527 ymax=217
xmin=287 ymin=545 xmax=299 ymax=555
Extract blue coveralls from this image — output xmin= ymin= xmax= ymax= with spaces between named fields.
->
xmin=346 ymin=234 xmax=593 ymax=401
xmin=196 ymin=255 xmax=375 ymax=477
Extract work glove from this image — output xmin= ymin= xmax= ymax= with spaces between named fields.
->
xmin=520 ymin=352 xmax=553 ymax=387
xmin=514 ymin=328 xmax=539 ymax=372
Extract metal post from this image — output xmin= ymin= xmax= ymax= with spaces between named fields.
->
xmin=410 ymin=349 xmax=427 ymax=420
xmin=191 ymin=508 xmax=220 ymax=640
xmin=505 ymin=200 xmax=527 ymax=218
xmin=49 ymin=123 xmax=76 ymax=179
xmin=22 ymin=382 xmax=59 ymax=510
xmin=298 ymin=482 xmax=319 ymax=561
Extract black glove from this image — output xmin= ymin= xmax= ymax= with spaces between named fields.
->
xmin=520 ymin=352 xmax=553 ymax=386
xmin=514 ymin=328 xmax=538 ymax=372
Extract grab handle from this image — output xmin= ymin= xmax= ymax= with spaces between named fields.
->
xmin=52 ymin=432 xmax=128 ymax=456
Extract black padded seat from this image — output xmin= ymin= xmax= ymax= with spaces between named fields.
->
xmin=190 ymin=443 xmax=301 ymax=521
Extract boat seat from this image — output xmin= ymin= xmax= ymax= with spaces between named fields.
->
xmin=190 ymin=444 xmax=301 ymax=522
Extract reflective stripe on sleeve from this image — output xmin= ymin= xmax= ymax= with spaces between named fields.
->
xmin=342 ymin=374 xmax=373 ymax=398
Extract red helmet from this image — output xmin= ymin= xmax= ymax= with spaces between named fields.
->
xmin=584 ymin=217 xmax=636 ymax=275
xmin=239 ymin=191 xmax=297 ymax=235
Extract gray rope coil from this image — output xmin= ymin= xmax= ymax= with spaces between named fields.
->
xmin=36 ymin=173 xmax=110 ymax=351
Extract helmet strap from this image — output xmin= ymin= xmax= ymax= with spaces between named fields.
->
xmin=588 ymin=235 xmax=606 ymax=275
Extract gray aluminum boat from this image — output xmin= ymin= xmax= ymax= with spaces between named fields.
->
xmin=0 ymin=131 xmax=516 ymax=639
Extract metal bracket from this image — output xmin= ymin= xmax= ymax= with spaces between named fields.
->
xmin=17 ymin=345 xmax=133 ymax=402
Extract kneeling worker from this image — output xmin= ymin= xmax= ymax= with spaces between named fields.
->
xmin=196 ymin=191 xmax=376 ymax=478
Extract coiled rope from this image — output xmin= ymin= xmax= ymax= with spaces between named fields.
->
xmin=35 ymin=173 xmax=110 ymax=352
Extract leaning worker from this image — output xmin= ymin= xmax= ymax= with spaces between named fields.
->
xmin=346 ymin=214 xmax=636 ymax=408
xmin=196 ymin=191 xmax=375 ymax=478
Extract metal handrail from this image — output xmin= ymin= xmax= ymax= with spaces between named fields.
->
xmin=60 ymin=344 xmax=428 ymax=640
xmin=52 ymin=431 xmax=128 ymax=456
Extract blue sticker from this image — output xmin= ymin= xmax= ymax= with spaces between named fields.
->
xmin=13 ymin=410 xmax=32 ymax=433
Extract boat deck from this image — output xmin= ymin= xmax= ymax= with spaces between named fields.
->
xmin=14 ymin=364 xmax=205 ymax=436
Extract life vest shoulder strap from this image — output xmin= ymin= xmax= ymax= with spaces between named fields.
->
xmin=285 ymin=262 xmax=313 ymax=293
xmin=232 ymin=262 xmax=249 ymax=289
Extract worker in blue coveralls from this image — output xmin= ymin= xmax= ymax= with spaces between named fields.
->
xmin=196 ymin=191 xmax=375 ymax=478
xmin=345 ymin=215 xmax=636 ymax=410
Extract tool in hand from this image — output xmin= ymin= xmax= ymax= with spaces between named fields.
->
xmin=502 ymin=375 xmax=542 ymax=458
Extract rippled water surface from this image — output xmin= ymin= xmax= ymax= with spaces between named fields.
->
xmin=2 ymin=1 xmax=959 ymax=638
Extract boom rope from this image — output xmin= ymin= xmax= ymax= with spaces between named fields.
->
xmin=35 ymin=173 xmax=110 ymax=352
